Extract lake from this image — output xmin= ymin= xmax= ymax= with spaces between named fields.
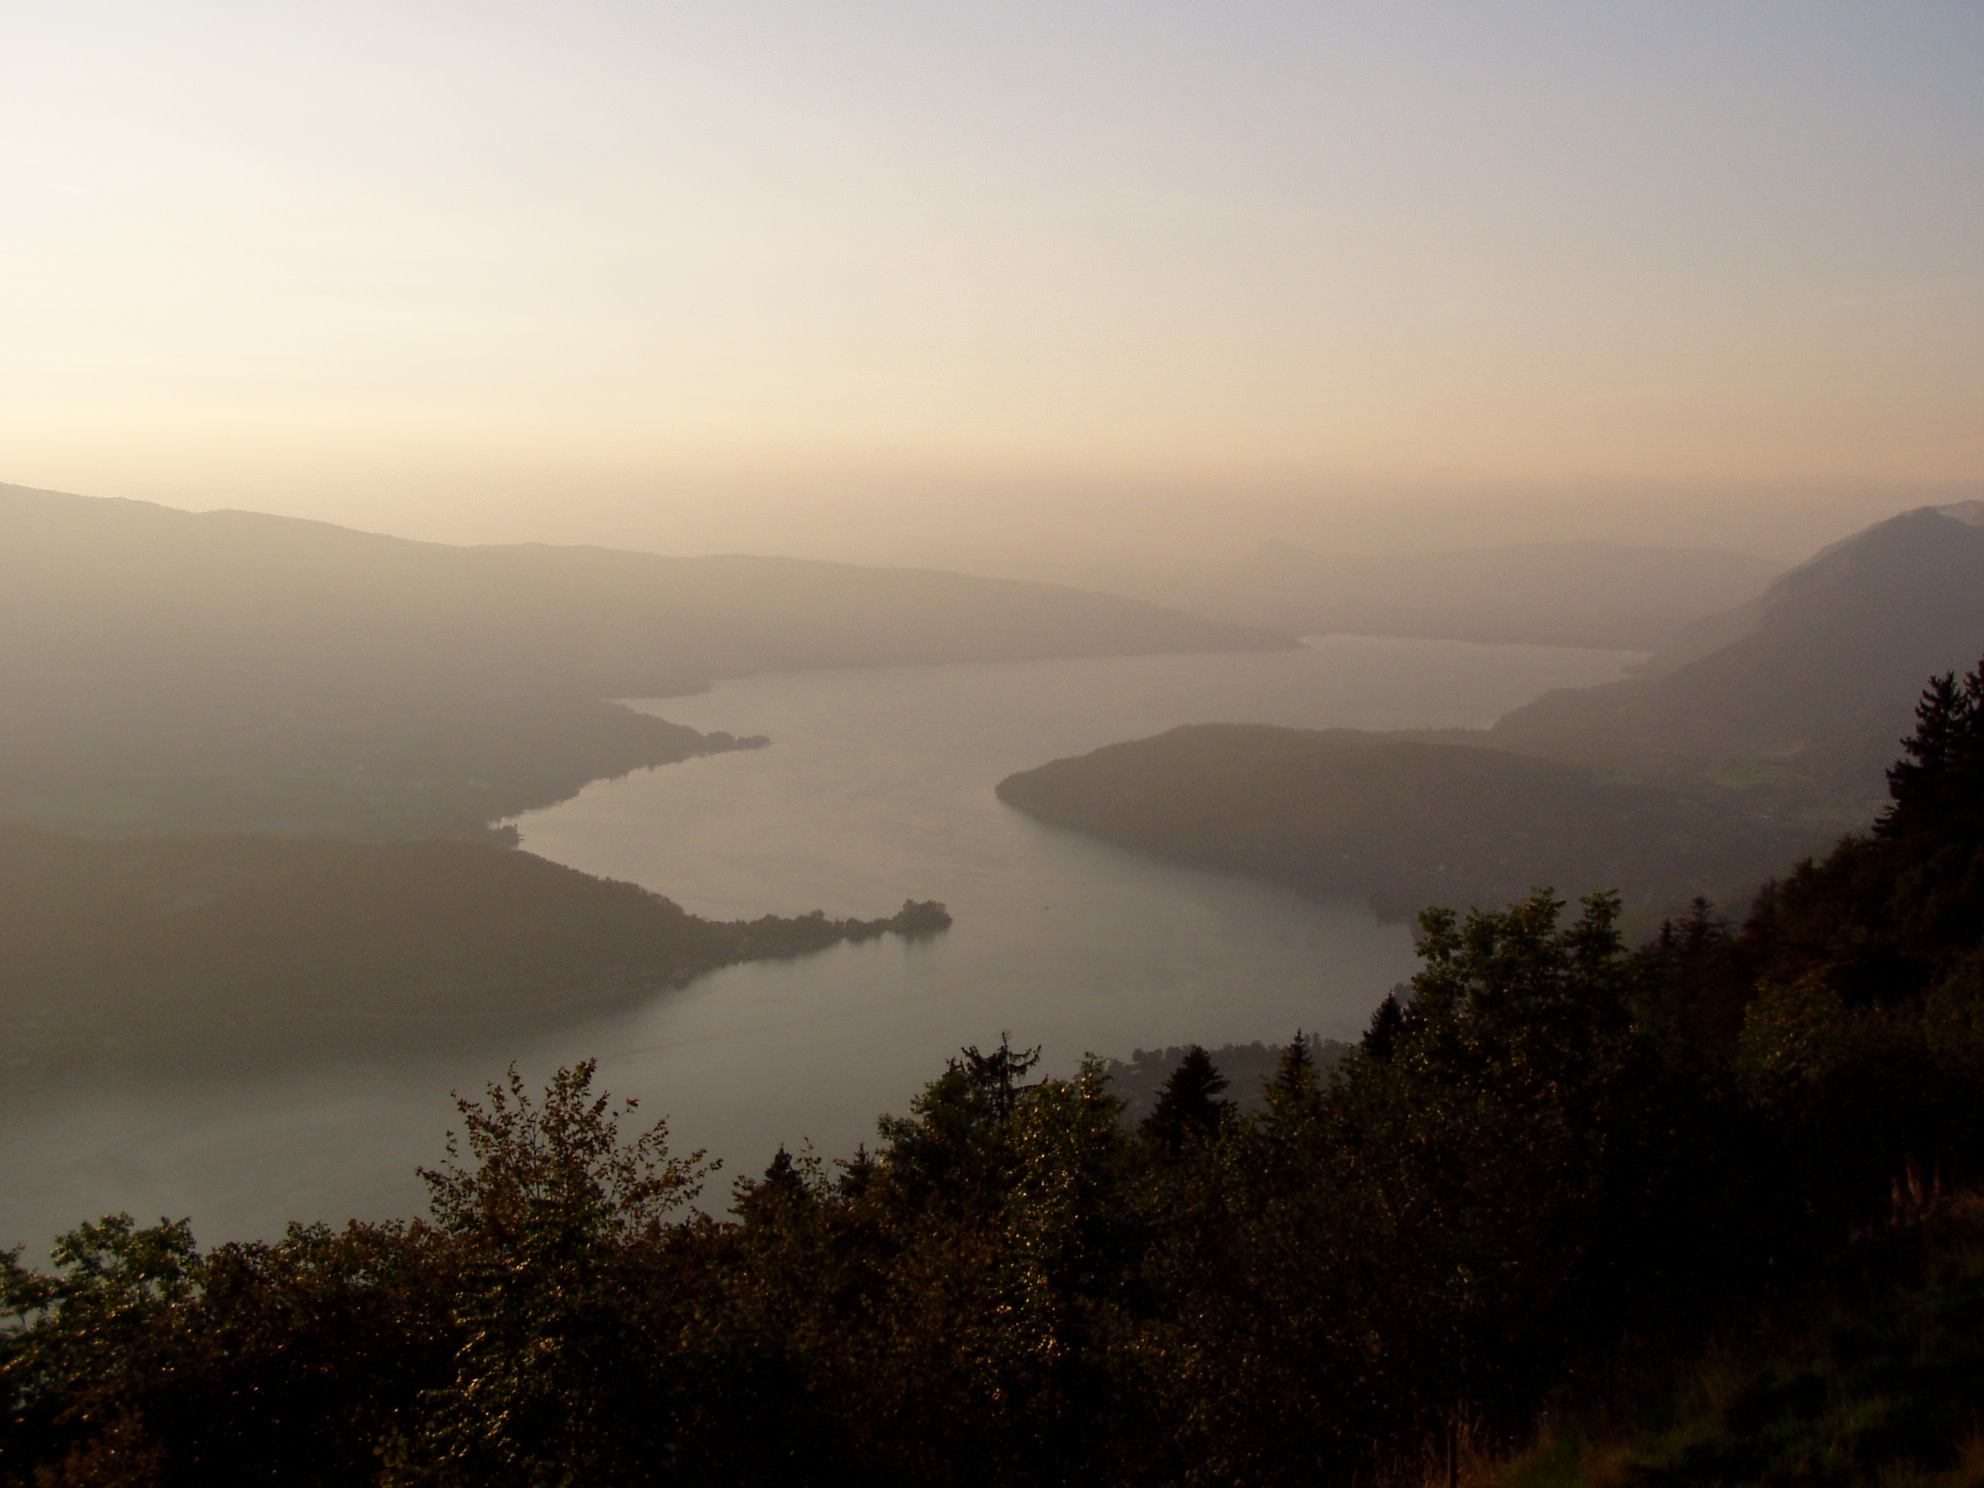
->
xmin=2 ymin=636 xmax=1633 ymax=1250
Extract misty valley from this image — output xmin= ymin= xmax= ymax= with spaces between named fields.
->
xmin=2 ymin=622 xmax=1634 ymax=1244
xmin=9 ymin=485 xmax=1984 ymax=1487
xmin=11 ymin=14 xmax=1984 ymax=1480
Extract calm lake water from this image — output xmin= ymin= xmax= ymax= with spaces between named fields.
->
xmin=3 ymin=636 xmax=1633 ymax=1250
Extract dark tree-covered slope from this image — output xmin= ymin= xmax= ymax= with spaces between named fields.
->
xmin=1098 ymin=1036 xmax=1353 ymax=1127
xmin=0 ymin=825 xmax=948 ymax=1073
xmin=996 ymin=724 xmax=1809 ymax=922
xmin=0 ymin=483 xmax=1287 ymax=838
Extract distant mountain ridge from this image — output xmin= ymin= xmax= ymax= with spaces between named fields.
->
xmin=998 ymin=503 xmax=1984 ymax=924
xmin=1195 ymin=538 xmax=1782 ymax=650
xmin=0 ymin=483 xmax=1289 ymax=838
xmin=1491 ymin=505 xmax=1984 ymax=802
xmin=0 ymin=483 xmax=1287 ymax=712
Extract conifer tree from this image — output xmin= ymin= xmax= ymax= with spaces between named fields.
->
xmin=1361 ymin=995 xmax=1407 ymax=1059
xmin=760 ymin=1145 xmax=803 ymax=1196
xmin=1268 ymin=1029 xmax=1319 ymax=1099
xmin=1141 ymin=1045 xmax=1232 ymax=1154
xmin=956 ymin=1032 xmax=1043 ymax=1122
xmin=1880 ymin=656 xmax=1984 ymax=841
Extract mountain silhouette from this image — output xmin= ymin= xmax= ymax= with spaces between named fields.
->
xmin=1491 ymin=505 xmax=1984 ymax=801
xmin=0 ymin=482 xmax=1288 ymax=837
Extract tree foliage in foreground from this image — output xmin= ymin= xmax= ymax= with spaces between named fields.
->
xmin=9 ymin=667 xmax=1984 ymax=1487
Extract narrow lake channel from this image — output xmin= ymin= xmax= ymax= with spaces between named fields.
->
xmin=3 ymin=636 xmax=1635 ymax=1249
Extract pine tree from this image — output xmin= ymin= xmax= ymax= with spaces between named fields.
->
xmin=1879 ymin=656 xmax=1984 ymax=840
xmin=759 ymin=1146 xmax=803 ymax=1196
xmin=835 ymin=1143 xmax=875 ymax=1199
xmin=1268 ymin=1029 xmax=1318 ymax=1099
xmin=1141 ymin=1046 xmax=1232 ymax=1155
xmin=1362 ymin=995 xmax=1407 ymax=1060
xmin=955 ymin=1032 xmax=1043 ymax=1122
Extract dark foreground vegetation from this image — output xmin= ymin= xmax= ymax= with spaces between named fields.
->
xmin=0 ymin=825 xmax=949 ymax=1073
xmin=1492 ymin=1190 xmax=1984 ymax=1488
xmin=1097 ymin=1035 xmax=1353 ymax=1126
xmin=9 ymin=663 xmax=1984 ymax=1486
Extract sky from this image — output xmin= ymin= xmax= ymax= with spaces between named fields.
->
xmin=3 ymin=3 xmax=1981 ymax=569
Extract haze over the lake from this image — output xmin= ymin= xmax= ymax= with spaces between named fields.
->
xmin=11 ymin=8 xmax=1984 ymax=1478
xmin=4 ymin=3 xmax=1980 ymax=569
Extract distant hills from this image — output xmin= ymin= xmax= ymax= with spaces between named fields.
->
xmin=1192 ymin=539 xmax=1782 ymax=650
xmin=0 ymin=825 xmax=948 ymax=1073
xmin=999 ymin=504 xmax=1984 ymax=923
xmin=997 ymin=725 xmax=1806 ymax=925
xmin=1491 ymin=505 xmax=1984 ymax=811
xmin=0 ymin=483 xmax=1287 ymax=838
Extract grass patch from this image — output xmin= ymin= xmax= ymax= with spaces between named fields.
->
xmin=1492 ymin=1205 xmax=1984 ymax=1488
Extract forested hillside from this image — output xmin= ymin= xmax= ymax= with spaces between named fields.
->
xmin=7 ymin=666 xmax=1983 ymax=1487
xmin=0 ymin=825 xmax=948 ymax=1073
xmin=1097 ymin=1035 xmax=1352 ymax=1126
xmin=0 ymin=696 xmax=765 ymax=843
xmin=996 ymin=505 xmax=1984 ymax=922
xmin=997 ymin=723 xmax=1811 ymax=924
xmin=1493 ymin=504 xmax=1984 ymax=812
xmin=0 ymin=483 xmax=1286 ymax=838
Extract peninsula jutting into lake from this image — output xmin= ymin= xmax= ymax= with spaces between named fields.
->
xmin=8 ymin=7 xmax=1981 ymax=1483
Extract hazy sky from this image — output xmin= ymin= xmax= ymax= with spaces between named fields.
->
xmin=3 ymin=3 xmax=1981 ymax=563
